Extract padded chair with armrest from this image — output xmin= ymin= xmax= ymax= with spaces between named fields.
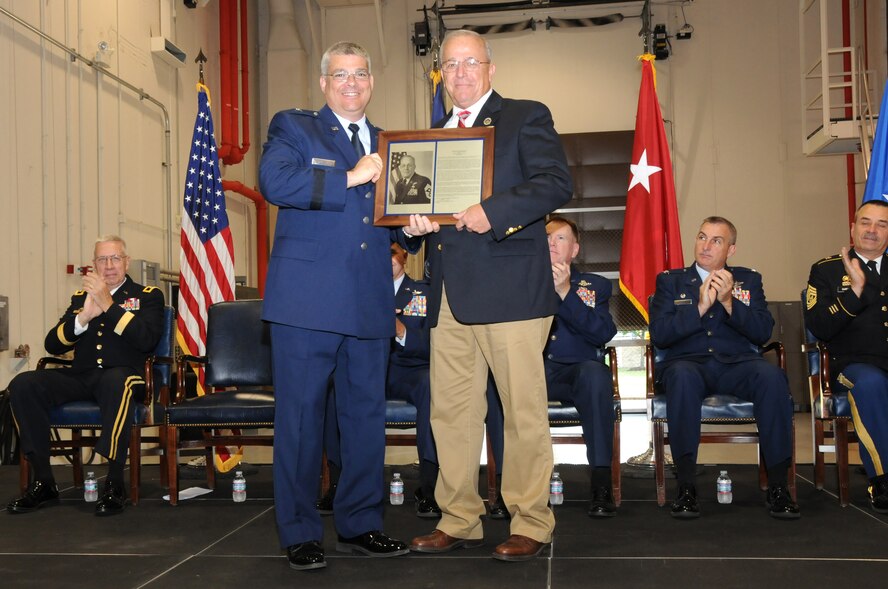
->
xmin=19 ymin=305 xmax=176 ymax=506
xmin=802 ymin=318 xmax=858 ymax=506
xmin=485 ymin=346 xmax=622 ymax=506
xmin=165 ymin=299 xmax=274 ymax=506
xmin=646 ymin=341 xmax=796 ymax=506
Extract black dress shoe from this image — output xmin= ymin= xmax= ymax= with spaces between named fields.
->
xmin=335 ymin=530 xmax=409 ymax=557
xmin=670 ymin=483 xmax=700 ymax=519
xmin=7 ymin=480 xmax=60 ymax=514
xmin=94 ymin=480 xmax=127 ymax=517
xmin=487 ymin=494 xmax=510 ymax=520
xmin=588 ymin=486 xmax=617 ymax=518
xmin=286 ymin=541 xmax=326 ymax=571
xmin=869 ymin=477 xmax=888 ymax=514
xmin=766 ymin=485 xmax=800 ymax=519
xmin=414 ymin=488 xmax=441 ymax=519
xmin=315 ymin=484 xmax=336 ymax=516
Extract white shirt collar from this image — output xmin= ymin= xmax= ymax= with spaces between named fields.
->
xmin=394 ymin=274 xmax=405 ymax=294
xmin=332 ymin=113 xmax=369 ymax=154
xmin=856 ymin=252 xmax=882 ymax=273
xmin=445 ymin=90 xmax=494 ymax=128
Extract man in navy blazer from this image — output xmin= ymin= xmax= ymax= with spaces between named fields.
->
xmin=649 ymin=216 xmax=798 ymax=520
xmin=259 ymin=41 xmax=437 ymax=572
xmin=409 ymin=30 xmax=573 ymax=562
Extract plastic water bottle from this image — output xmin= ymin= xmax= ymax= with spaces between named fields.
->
xmin=232 ymin=470 xmax=247 ymax=502
xmin=390 ymin=472 xmax=405 ymax=505
xmin=84 ymin=471 xmax=98 ymax=502
xmin=549 ymin=471 xmax=564 ymax=506
xmin=717 ymin=470 xmax=733 ymax=504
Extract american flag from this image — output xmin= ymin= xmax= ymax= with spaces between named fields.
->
xmin=177 ymin=84 xmax=240 ymax=473
xmin=388 ymin=151 xmax=406 ymax=203
xmin=177 ymin=84 xmax=236 ymax=389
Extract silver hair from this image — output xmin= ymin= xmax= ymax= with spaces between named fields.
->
xmin=321 ymin=41 xmax=372 ymax=75
xmin=94 ymin=234 xmax=127 ymax=256
xmin=441 ymin=30 xmax=493 ymax=61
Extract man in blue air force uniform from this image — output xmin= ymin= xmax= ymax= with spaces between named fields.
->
xmin=649 ymin=216 xmax=798 ymax=520
xmin=7 ymin=235 xmax=164 ymax=517
xmin=258 ymin=41 xmax=438 ymax=572
xmin=805 ymin=200 xmax=888 ymax=513
xmin=319 ymin=243 xmax=441 ymax=519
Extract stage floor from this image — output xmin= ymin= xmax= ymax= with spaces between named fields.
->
xmin=1 ymin=461 xmax=886 ymax=588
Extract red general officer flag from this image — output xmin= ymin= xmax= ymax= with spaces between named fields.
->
xmin=619 ymin=54 xmax=684 ymax=323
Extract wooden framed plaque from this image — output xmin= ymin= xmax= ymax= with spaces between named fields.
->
xmin=373 ymin=127 xmax=495 ymax=226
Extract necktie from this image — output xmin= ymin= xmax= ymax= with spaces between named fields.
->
xmin=457 ymin=110 xmax=470 ymax=128
xmin=348 ymin=123 xmax=365 ymax=157
xmin=867 ymin=260 xmax=878 ymax=275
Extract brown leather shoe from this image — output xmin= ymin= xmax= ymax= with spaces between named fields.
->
xmin=492 ymin=534 xmax=549 ymax=562
xmin=409 ymin=529 xmax=484 ymax=553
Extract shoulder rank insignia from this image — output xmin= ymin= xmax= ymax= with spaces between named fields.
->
xmin=806 ymin=284 xmax=817 ymax=310
xmin=74 ymin=290 xmax=85 ymax=296
xmin=576 ymin=287 xmax=596 ymax=308
xmin=143 ymin=286 xmax=159 ymax=293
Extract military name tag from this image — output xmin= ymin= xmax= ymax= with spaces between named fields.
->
xmin=674 ymin=299 xmax=693 ymax=306
xmin=311 ymin=157 xmax=336 ymax=167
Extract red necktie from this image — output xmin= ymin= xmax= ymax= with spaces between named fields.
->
xmin=457 ymin=110 xmax=470 ymax=128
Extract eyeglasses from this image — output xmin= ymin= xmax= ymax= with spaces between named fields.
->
xmin=441 ymin=57 xmax=490 ymax=73
xmin=94 ymin=255 xmax=127 ymax=266
xmin=324 ymin=70 xmax=371 ymax=83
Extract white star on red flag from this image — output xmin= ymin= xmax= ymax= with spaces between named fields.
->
xmin=628 ymin=149 xmax=662 ymax=193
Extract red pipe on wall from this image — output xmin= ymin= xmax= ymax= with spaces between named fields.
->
xmin=218 ymin=0 xmax=250 ymax=165
xmin=842 ymin=0 xmax=856 ymax=229
xmin=222 ymin=180 xmax=268 ymax=296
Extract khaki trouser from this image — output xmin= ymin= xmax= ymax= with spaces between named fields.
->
xmin=431 ymin=286 xmax=555 ymax=543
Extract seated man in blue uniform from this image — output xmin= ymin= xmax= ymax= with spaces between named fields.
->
xmin=486 ymin=216 xmax=618 ymax=517
xmin=804 ymin=199 xmax=888 ymax=513
xmin=259 ymin=41 xmax=438 ymax=571
xmin=7 ymin=235 xmax=164 ymax=516
xmin=318 ymin=242 xmax=441 ymax=518
xmin=649 ymin=216 xmax=798 ymax=519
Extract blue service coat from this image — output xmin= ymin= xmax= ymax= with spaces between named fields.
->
xmin=259 ymin=104 xmax=407 ymax=338
xmin=649 ymin=265 xmax=774 ymax=363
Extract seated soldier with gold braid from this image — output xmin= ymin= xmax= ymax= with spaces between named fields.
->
xmin=7 ymin=235 xmax=164 ymax=516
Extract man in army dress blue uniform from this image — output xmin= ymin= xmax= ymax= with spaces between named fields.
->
xmin=805 ymin=200 xmax=888 ymax=513
xmin=7 ymin=235 xmax=164 ymax=516
xmin=649 ymin=216 xmax=798 ymax=519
